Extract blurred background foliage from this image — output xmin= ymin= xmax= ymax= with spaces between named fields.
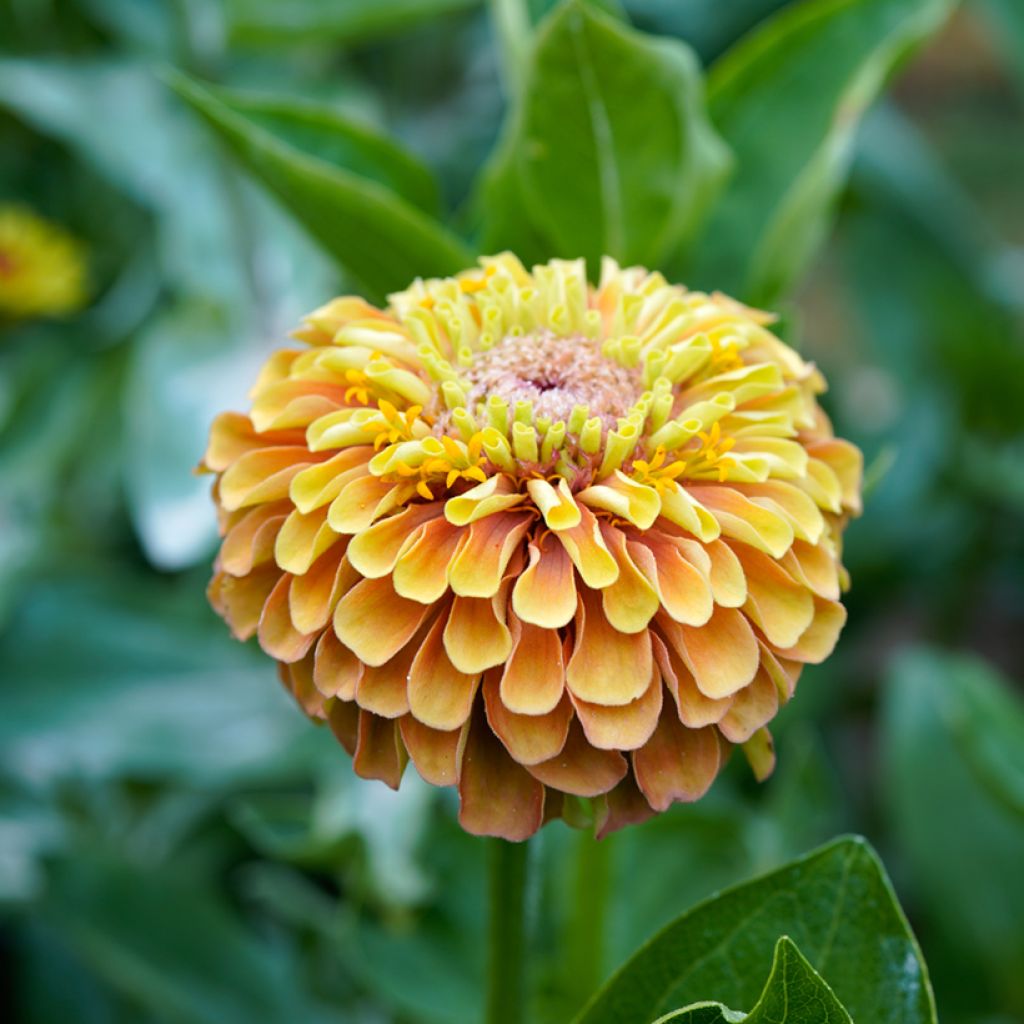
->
xmin=0 ymin=0 xmax=1022 ymax=1022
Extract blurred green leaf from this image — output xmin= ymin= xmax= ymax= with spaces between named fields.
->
xmin=689 ymin=0 xmax=955 ymax=304
xmin=652 ymin=937 xmax=852 ymax=1023
xmin=484 ymin=0 xmax=730 ymax=269
xmin=980 ymin=0 xmax=1024 ymax=92
xmin=204 ymin=88 xmax=442 ymax=215
xmin=166 ymin=69 xmax=474 ymax=301
xmin=574 ymin=835 xmax=935 ymax=1024
xmin=225 ymin=0 xmax=481 ymax=46
xmin=881 ymin=650 xmax=1024 ymax=1015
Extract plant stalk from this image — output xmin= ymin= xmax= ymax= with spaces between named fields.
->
xmin=485 ymin=838 xmax=530 ymax=1024
xmin=566 ymin=830 xmax=612 ymax=1013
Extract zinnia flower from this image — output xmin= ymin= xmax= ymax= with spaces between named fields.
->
xmin=204 ymin=254 xmax=861 ymax=841
xmin=0 ymin=205 xmax=87 ymax=320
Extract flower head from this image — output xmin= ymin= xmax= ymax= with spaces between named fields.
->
xmin=0 ymin=205 xmax=87 ymax=321
xmin=204 ymin=254 xmax=862 ymax=841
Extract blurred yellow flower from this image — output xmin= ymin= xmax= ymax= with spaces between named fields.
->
xmin=0 ymin=205 xmax=87 ymax=320
xmin=203 ymin=254 xmax=862 ymax=841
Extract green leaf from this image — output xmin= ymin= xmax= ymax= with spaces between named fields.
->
xmin=225 ymin=0 xmax=481 ymax=46
xmin=483 ymin=0 xmax=730 ymax=270
xmin=689 ymin=0 xmax=955 ymax=304
xmin=573 ymin=835 xmax=935 ymax=1024
xmin=164 ymin=68 xmax=474 ymax=301
xmin=881 ymin=650 xmax=1024 ymax=1013
xmin=652 ymin=937 xmax=852 ymax=1023
xmin=979 ymin=0 xmax=1024 ymax=92
xmin=204 ymin=88 xmax=442 ymax=215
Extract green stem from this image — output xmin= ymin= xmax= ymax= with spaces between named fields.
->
xmin=486 ymin=838 xmax=530 ymax=1024
xmin=566 ymin=830 xmax=612 ymax=1012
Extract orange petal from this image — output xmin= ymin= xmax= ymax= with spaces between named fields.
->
xmin=313 ymin=628 xmax=362 ymax=699
xmin=399 ymin=716 xmax=466 ymax=786
xmin=527 ymin=719 xmax=627 ymax=797
xmin=717 ymin=667 xmax=779 ymax=743
xmin=275 ymin=505 xmax=340 ymax=575
xmin=209 ymin=563 xmax=280 ymax=640
xmin=443 ymin=594 xmax=513 ymax=673
xmin=458 ymin=705 xmax=545 ymax=841
xmin=732 ymin=481 xmax=825 ymax=545
xmin=347 ymin=502 xmax=442 ymax=578
xmin=733 ymin=544 xmax=815 ymax=648
xmin=392 ymin=516 xmax=464 ymax=604
xmin=775 ymin=596 xmax=847 ymax=664
xmin=675 ymin=605 xmax=759 ymax=699
xmin=333 ymin=575 xmax=430 ymax=667
xmin=653 ymin=631 xmax=733 ymax=727
xmin=633 ymin=713 xmax=720 ymax=811
xmin=279 ymin=655 xmax=329 ymax=719
xmin=204 ymin=412 xmax=304 ymax=472
xmin=595 ymin=774 xmax=656 ymax=839
xmin=219 ymin=446 xmax=319 ymax=510
xmin=328 ymin=476 xmax=409 ymax=535
xmin=780 ymin=540 xmax=841 ymax=601
xmin=687 ymin=485 xmax=794 ymax=558
xmin=258 ymin=573 xmax=315 ymax=663
xmin=327 ymin=698 xmax=359 ymax=755
xmin=511 ymin=538 xmax=577 ymax=628
xmin=355 ymin=629 xmax=423 ymax=717
xmin=702 ymin=538 xmax=747 ymax=608
xmin=353 ymin=711 xmax=407 ymax=789
xmin=806 ymin=438 xmax=862 ymax=515
xmin=447 ymin=511 xmax=532 ymax=598
xmin=599 ymin=523 xmax=659 ymax=634
xmin=220 ymin=501 xmax=289 ymax=576
xmin=407 ymin=613 xmax=480 ymax=730
xmin=499 ymin=612 xmax=565 ymax=715
xmin=742 ymin=727 xmax=776 ymax=781
xmin=566 ymin=588 xmax=651 ymax=706
xmin=289 ymin=550 xmax=357 ymax=636
xmin=290 ymin=447 xmax=373 ymax=513
xmin=633 ymin=533 xmax=713 ymax=626
xmin=483 ymin=669 xmax=572 ymax=766
xmin=571 ymin=661 xmax=663 ymax=751
xmin=555 ymin=505 xmax=619 ymax=589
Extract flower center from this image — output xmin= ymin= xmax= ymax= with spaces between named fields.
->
xmin=461 ymin=330 xmax=641 ymax=429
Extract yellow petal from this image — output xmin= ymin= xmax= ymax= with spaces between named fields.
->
xmin=526 ymin=476 xmax=582 ymax=530
xmin=577 ymin=471 xmax=660 ymax=529
xmin=444 ymin=475 xmax=524 ymax=525
xmin=599 ymin=523 xmax=659 ymax=634
xmin=347 ymin=502 xmax=442 ymax=578
xmin=275 ymin=505 xmax=340 ymax=575
xmin=555 ymin=505 xmax=619 ymax=589
xmin=443 ymin=594 xmax=513 ymax=674
xmin=511 ymin=539 xmax=577 ymax=629
xmin=288 ymin=549 xmax=358 ymax=636
xmin=332 ymin=576 xmax=430 ymax=667
xmin=688 ymin=485 xmax=793 ymax=558
xmin=447 ymin=511 xmax=532 ymax=598
xmin=733 ymin=544 xmax=815 ymax=649
xmin=392 ymin=517 xmax=464 ymax=603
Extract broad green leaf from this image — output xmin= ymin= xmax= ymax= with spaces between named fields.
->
xmin=225 ymin=0 xmax=481 ymax=46
xmin=483 ymin=0 xmax=730 ymax=270
xmin=203 ymin=88 xmax=441 ymax=215
xmin=689 ymin=0 xmax=955 ymax=304
xmin=881 ymin=650 xmax=1024 ymax=1013
xmin=573 ymin=835 xmax=935 ymax=1024
xmin=653 ymin=938 xmax=852 ymax=1023
xmin=165 ymin=69 xmax=474 ymax=301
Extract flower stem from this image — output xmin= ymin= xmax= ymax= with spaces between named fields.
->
xmin=486 ymin=838 xmax=530 ymax=1024
xmin=565 ymin=830 xmax=611 ymax=1013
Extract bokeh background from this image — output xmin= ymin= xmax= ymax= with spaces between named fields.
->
xmin=1 ymin=1 xmax=1022 ymax=1022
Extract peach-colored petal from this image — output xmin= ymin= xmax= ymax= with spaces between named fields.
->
xmin=347 ymin=502 xmax=442 ymax=578
xmin=717 ymin=668 xmax=779 ymax=743
xmin=290 ymin=447 xmax=373 ymax=513
xmin=443 ymin=593 xmax=513 ymax=674
xmin=511 ymin=539 xmax=577 ymax=629
xmin=328 ymin=476 xmax=407 ymax=534
xmin=353 ymin=711 xmax=407 ymax=789
xmin=279 ymin=656 xmax=328 ymax=719
xmin=251 ymin=379 xmax=346 ymax=432
xmin=258 ymin=573 xmax=316 ymax=663
xmin=399 ymin=716 xmax=466 ymax=786
xmin=458 ymin=706 xmax=545 ymax=841
xmin=499 ymin=612 xmax=565 ymax=715
xmin=204 ymin=412 xmax=304 ymax=472
xmin=633 ymin=713 xmax=720 ymax=811
xmin=566 ymin=588 xmax=651 ymax=706
xmin=702 ymin=538 xmax=748 ymax=608
xmin=671 ymin=605 xmax=759 ymax=699
xmin=447 ymin=511 xmax=532 ymax=598
xmin=528 ymin=720 xmax=627 ymax=797
xmin=742 ymin=727 xmax=776 ymax=781
xmin=407 ymin=614 xmax=480 ymax=730
xmin=806 ymin=438 xmax=862 ymax=514
xmin=313 ymin=628 xmax=362 ymax=699
xmin=595 ymin=774 xmax=656 ymax=839
xmin=275 ymin=505 xmax=341 ymax=575
xmin=780 ymin=540 xmax=840 ymax=601
xmin=633 ymin=533 xmax=713 ymax=626
xmin=333 ymin=575 xmax=430 ymax=667
xmin=733 ymin=545 xmax=815 ymax=649
xmin=732 ymin=481 xmax=825 ymax=545
xmin=599 ymin=523 xmax=659 ymax=634
xmin=392 ymin=516 xmax=464 ymax=604
xmin=355 ymin=633 xmax=421 ymax=718
xmin=219 ymin=446 xmax=321 ymax=511
xmin=555 ymin=505 xmax=620 ymax=589
xmin=484 ymin=670 xmax=572 ymax=765
xmin=687 ymin=485 xmax=794 ymax=558
xmin=220 ymin=502 xmax=288 ymax=576
xmin=289 ymin=550 xmax=357 ymax=636
xmin=775 ymin=596 xmax=847 ymax=664
xmin=652 ymin=631 xmax=733 ymax=727
xmin=209 ymin=563 xmax=281 ymax=640
xmin=571 ymin=661 xmax=663 ymax=751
